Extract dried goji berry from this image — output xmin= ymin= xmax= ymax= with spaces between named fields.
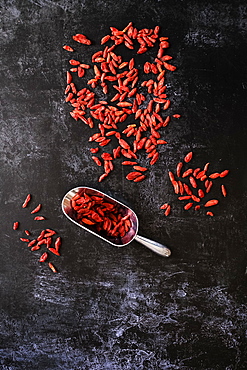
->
xmin=39 ymin=252 xmax=48 ymax=262
xmin=22 ymin=194 xmax=31 ymax=208
xmin=13 ymin=222 xmax=19 ymax=230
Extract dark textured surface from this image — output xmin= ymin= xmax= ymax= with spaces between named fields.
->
xmin=1 ymin=0 xmax=247 ymax=369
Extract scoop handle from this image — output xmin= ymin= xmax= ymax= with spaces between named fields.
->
xmin=135 ymin=234 xmax=171 ymax=257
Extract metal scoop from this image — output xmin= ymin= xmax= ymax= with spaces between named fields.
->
xmin=61 ymin=186 xmax=171 ymax=257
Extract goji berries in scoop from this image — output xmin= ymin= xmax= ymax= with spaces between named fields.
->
xmin=70 ymin=190 xmax=131 ymax=240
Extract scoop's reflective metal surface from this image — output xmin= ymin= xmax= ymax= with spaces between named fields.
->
xmin=62 ymin=187 xmax=171 ymax=257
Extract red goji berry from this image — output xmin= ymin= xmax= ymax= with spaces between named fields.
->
xmin=72 ymin=33 xmax=91 ymax=45
xmin=31 ymin=204 xmax=42 ymax=214
xmin=31 ymin=245 xmax=41 ymax=251
xmin=184 ymin=152 xmax=193 ymax=163
xmin=176 ymin=162 xmax=183 ymax=177
xmin=63 ymin=45 xmax=74 ymax=52
xmin=22 ymin=194 xmax=31 ymax=208
xmin=221 ymin=184 xmax=227 ymax=197
xmin=164 ymin=205 xmax=171 ymax=216
xmin=126 ymin=171 xmax=142 ymax=180
xmin=28 ymin=239 xmax=37 ymax=247
xmin=133 ymin=166 xmax=147 ymax=172
xmin=209 ymin=173 xmax=220 ymax=179
xmin=13 ymin=222 xmax=19 ymax=230
xmin=220 ymin=170 xmax=229 ymax=178
xmin=206 ymin=211 xmax=214 ymax=216
xmin=55 ymin=237 xmax=62 ymax=251
xmin=48 ymin=262 xmax=58 ymax=273
xmin=133 ymin=174 xmax=146 ymax=182
xmin=184 ymin=202 xmax=193 ymax=210
xmin=39 ymin=252 xmax=48 ymax=262
xmin=204 ymin=199 xmax=219 ymax=207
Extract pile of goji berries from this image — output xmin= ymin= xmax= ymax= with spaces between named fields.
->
xmin=160 ymin=151 xmax=229 ymax=217
xmin=71 ymin=190 xmax=131 ymax=239
xmin=13 ymin=194 xmax=62 ymax=273
xmin=63 ymin=22 xmax=230 ymax=219
xmin=63 ymin=22 xmax=180 ymax=183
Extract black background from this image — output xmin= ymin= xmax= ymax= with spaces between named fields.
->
xmin=1 ymin=0 xmax=247 ymax=369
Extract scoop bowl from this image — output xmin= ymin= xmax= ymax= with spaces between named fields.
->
xmin=61 ymin=186 xmax=171 ymax=257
